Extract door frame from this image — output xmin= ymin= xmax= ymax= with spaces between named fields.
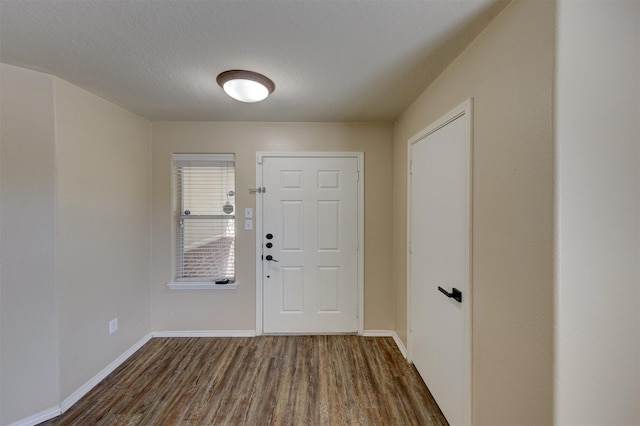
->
xmin=255 ymin=151 xmax=364 ymax=336
xmin=407 ymin=99 xmax=473 ymax=425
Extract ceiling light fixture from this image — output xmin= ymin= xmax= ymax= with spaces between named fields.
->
xmin=216 ymin=70 xmax=275 ymax=103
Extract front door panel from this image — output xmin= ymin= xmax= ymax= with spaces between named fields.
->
xmin=262 ymin=156 xmax=358 ymax=333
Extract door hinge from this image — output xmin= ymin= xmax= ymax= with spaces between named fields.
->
xmin=357 ymin=170 xmax=360 ymax=182
xmin=409 ymin=161 xmax=413 ymax=175
xmin=249 ymin=187 xmax=266 ymax=194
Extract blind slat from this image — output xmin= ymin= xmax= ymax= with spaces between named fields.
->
xmin=179 ymin=215 xmax=236 ymax=220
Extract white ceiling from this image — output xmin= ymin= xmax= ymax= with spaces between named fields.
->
xmin=0 ymin=0 xmax=508 ymax=122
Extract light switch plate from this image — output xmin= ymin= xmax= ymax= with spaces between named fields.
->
xmin=244 ymin=208 xmax=253 ymax=219
xmin=244 ymin=219 xmax=253 ymax=231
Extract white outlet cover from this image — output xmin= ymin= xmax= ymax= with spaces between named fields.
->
xmin=245 ymin=208 xmax=253 ymax=219
xmin=244 ymin=219 xmax=253 ymax=231
xmin=109 ymin=318 xmax=118 ymax=334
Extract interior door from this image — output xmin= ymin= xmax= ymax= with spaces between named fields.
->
xmin=409 ymin=106 xmax=471 ymax=426
xmin=261 ymin=155 xmax=359 ymax=333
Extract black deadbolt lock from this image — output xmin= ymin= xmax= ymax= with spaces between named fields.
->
xmin=266 ymin=233 xmax=273 ymax=240
xmin=266 ymin=242 xmax=273 ymax=248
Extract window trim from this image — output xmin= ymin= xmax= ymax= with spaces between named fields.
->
xmin=167 ymin=282 xmax=238 ymax=290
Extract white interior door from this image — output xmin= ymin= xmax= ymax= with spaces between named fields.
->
xmin=261 ymin=155 xmax=360 ymax=333
xmin=409 ymin=102 xmax=471 ymax=426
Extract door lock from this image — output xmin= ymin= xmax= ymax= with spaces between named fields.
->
xmin=265 ymin=233 xmax=273 ymax=240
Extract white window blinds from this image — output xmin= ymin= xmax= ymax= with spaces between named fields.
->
xmin=173 ymin=154 xmax=235 ymax=283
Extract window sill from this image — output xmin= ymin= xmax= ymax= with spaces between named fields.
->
xmin=167 ymin=282 xmax=239 ymax=290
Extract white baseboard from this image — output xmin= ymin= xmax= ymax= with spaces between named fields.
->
xmin=151 ymin=330 xmax=256 ymax=338
xmin=7 ymin=405 xmax=61 ymax=426
xmin=60 ymin=333 xmax=153 ymax=413
xmin=392 ymin=333 xmax=408 ymax=358
xmin=10 ymin=333 xmax=153 ymax=426
xmin=13 ymin=331 xmax=254 ymax=424
xmin=362 ymin=330 xmax=407 ymax=358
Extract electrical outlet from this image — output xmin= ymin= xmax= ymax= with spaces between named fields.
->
xmin=109 ymin=318 xmax=118 ymax=334
xmin=244 ymin=208 xmax=253 ymax=219
xmin=244 ymin=219 xmax=253 ymax=231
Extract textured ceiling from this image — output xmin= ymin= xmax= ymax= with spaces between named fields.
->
xmin=0 ymin=0 xmax=508 ymax=122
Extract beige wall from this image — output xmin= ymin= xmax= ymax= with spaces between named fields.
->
xmin=555 ymin=1 xmax=640 ymax=424
xmin=151 ymin=122 xmax=394 ymax=332
xmin=0 ymin=64 xmax=60 ymax=425
xmin=393 ymin=1 xmax=555 ymax=424
xmin=0 ymin=64 xmax=152 ymax=423
xmin=54 ymin=78 xmax=152 ymax=398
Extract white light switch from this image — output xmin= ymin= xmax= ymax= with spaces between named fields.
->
xmin=244 ymin=219 xmax=253 ymax=231
xmin=244 ymin=208 xmax=253 ymax=219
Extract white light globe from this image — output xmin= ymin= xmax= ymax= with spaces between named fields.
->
xmin=223 ymin=79 xmax=269 ymax=103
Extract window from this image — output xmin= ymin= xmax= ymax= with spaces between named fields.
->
xmin=173 ymin=154 xmax=235 ymax=284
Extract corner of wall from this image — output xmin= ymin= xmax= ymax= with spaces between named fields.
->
xmin=0 ymin=63 xmax=60 ymax=425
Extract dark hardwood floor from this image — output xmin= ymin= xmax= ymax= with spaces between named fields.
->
xmin=40 ymin=336 xmax=448 ymax=425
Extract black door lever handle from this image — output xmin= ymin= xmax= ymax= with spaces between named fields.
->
xmin=265 ymin=255 xmax=279 ymax=262
xmin=438 ymin=286 xmax=462 ymax=303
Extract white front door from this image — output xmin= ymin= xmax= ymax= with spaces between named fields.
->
xmin=409 ymin=101 xmax=472 ymax=425
xmin=260 ymin=154 xmax=360 ymax=333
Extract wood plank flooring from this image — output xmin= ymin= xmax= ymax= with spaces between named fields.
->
xmin=40 ymin=336 xmax=448 ymax=425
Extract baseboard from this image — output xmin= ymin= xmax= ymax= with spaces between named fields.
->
xmin=362 ymin=330 xmax=407 ymax=358
xmin=9 ymin=333 xmax=153 ymax=426
xmin=151 ymin=330 xmax=256 ymax=338
xmin=391 ymin=333 xmax=408 ymax=358
xmin=7 ymin=405 xmax=61 ymax=426
xmin=60 ymin=333 xmax=153 ymax=412
xmin=11 ymin=331 xmax=255 ymax=424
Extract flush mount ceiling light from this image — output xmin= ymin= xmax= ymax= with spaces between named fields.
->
xmin=216 ymin=70 xmax=275 ymax=103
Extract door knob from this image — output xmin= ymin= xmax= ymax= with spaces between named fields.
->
xmin=266 ymin=233 xmax=273 ymax=240
xmin=265 ymin=255 xmax=279 ymax=262
xmin=265 ymin=242 xmax=273 ymax=248
xmin=438 ymin=286 xmax=462 ymax=303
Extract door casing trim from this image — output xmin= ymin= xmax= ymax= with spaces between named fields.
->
xmin=255 ymin=151 xmax=364 ymax=336
xmin=406 ymin=98 xmax=473 ymax=425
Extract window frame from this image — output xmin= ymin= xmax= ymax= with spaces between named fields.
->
xmin=167 ymin=153 xmax=238 ymax=290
